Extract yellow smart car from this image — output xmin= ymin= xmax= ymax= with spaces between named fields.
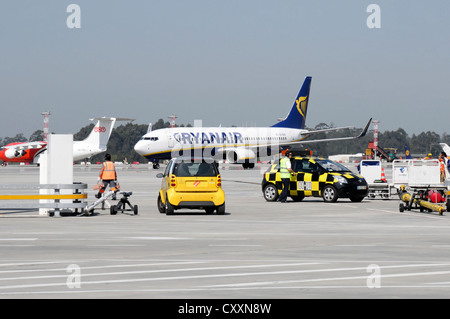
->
xmin=157 ymin=157 xmax=225 ymax=215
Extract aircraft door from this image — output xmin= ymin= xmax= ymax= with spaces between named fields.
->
xmin=168 ymin=133 xmax=175 ymax=148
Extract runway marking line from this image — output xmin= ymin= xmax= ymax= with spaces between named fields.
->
xmin=1 ymin=262 xmax=449 ymax=291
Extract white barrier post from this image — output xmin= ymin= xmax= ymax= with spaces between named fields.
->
xmin=39 ymin=134 xmax=74 ymax=216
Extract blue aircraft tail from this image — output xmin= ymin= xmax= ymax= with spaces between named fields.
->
xmin=404 ymin=146 xmax=412 ymax=159
xmin=271 ymin=76 xmax=312 ymax=129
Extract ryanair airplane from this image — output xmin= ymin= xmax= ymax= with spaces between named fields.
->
xmin=134 ymin=77 xmax=372 ymax=168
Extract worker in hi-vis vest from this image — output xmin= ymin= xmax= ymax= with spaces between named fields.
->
xmin=96 ymin=153 xmax=119 ymax=199
xmin=278 ymin=151 xmax=294 ymax=203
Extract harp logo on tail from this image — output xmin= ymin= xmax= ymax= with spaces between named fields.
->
xmin=296 ymin=96 xmax=308 ymax=117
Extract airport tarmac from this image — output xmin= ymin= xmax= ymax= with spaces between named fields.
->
xmin=1 ymin=163 xmax=450 ymax=299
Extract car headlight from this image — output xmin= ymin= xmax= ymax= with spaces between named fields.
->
xmin=333 ymin=175 xmax=348 ymax=184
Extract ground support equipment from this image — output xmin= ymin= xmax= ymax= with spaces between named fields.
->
xmin=398 ymin=186 xmax=449 ymax=215
xmin=83 ymin=190 xmax=115 ymax=216
xmin=359 ymin=160 xmax=394 ymax=199
xmin=367 ymin=181 xmax=395 ymax=199
xmin=110 ymin=192 xmax=138 ymax=215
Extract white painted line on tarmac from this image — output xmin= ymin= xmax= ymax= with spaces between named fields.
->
xmin=0 ymin=261 xmax=206 ymax=274
xmin=208 ymin=244 xmax=262 ymax=247
xmin=0 ymin=262 xmax=322 ymax=290
xmin=124 ymin=237 xmax=192 ymax=240
xmin=203 ymin=263 xmax=450 ymax=288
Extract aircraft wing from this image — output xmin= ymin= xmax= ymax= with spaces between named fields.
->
xmin=291 ymin=118 xmax=372 ymax=145
xmin=1 ymin=141 xmax=46 ymax=150
xmin=89 ymin=117 xmax=135 ymax=122
xmin=305 ymin=125 xmax=356 ymax=135
xmin=249 ymin=118 xmax=372 ymax=149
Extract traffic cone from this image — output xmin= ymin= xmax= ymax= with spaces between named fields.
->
xmin=381 ymin=167 xmax=387 ymax=182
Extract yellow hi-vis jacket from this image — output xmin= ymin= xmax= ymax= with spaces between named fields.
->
xmin=100 ymin=161 xmax=117 ymax=180
xmin=279 ymin=157 xmax=291 ymax=179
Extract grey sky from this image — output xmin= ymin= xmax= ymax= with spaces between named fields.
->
xmin=1 ymin=1 xmax=449 ymax=139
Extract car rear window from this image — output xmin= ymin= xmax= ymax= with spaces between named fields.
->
xmin=174 ymin=162 xmax=218 ymax=177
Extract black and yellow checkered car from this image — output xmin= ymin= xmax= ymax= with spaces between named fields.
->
xmin=262 ymin=157 xmax=368 ymax=202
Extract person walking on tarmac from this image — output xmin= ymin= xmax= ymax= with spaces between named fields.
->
xmin=440 ymin=152 xmax=448 ymax=183
xmin=96 ymin=153 xmax=119 ymax=200
xmin=278 ymin=151 xmax=295 ymax=203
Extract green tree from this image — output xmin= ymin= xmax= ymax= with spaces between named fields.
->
xmin=1 ymin=134 xmax=27 ymax=146
xmin=29 ymin=130 xmax=44 ymax=142
xmin=410 ymin=131 xmax=441 ymax=156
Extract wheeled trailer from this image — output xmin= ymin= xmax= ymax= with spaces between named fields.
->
xmin=367 ymin=182 xmax=394 ymax=199
xmin=110 ymin=192 xmax=138 ymax=215
xmin=359 ymin=160 xmax=394 ymax=199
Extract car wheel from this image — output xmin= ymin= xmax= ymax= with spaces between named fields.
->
xmin=157 ymin=194 xmax=165 ymax=214
xmin=322 ymin=185 xmax=338 ymax=202
xmin=263 ymin=184 xmax=279 ymax=201
xmin=217 ymin=203 xmax=225 ymax=215
xmin=165 ymin=196 xmax=174 ymax=215
xmin=110 ymin=205 xmax=117 ymax=215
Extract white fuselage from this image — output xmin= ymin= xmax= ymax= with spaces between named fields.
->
xmin=134 ymin=126 xmax=308 ymax=163
xmin=72 ymin=142 xmax=107 ymax=161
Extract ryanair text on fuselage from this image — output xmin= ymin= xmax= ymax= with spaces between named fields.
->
xmin=174 ymin=131 xmax=244 ymax=145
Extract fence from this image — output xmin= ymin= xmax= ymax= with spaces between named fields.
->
xmin=0 ymin=183 xmax=88 ymax=216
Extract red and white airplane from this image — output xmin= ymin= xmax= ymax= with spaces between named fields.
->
xmin=0 ymin=117 xmax=132 ymax=164
xmin=0 ymin=141 xmax=46 ymax=164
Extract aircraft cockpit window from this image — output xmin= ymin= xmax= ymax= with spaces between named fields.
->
xmin=142 ymin=137 xmax=159 ymax=141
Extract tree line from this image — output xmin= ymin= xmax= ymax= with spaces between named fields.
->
xmin=307 ymin=124 xmax=449 ymax=159
xmin=1 ymin=120 xmax=449 ymax=163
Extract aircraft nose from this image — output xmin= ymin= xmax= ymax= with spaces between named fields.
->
xmin=134 ymin=141 xmax=145 ymax=155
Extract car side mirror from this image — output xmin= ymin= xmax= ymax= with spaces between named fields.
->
xmin=156 ymin=173 xmax=163 ymax=178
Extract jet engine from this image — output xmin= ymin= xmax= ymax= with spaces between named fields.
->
xmin=226 ymin=149 xmax=256 ymax=168
xmin=4 ymin=148 xmax=26 ymax=159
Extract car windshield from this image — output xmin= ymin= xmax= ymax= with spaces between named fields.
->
xmin=316 ymin=159 xmax=351 ymax=172
xmin=173 ymin=161 xmax=218 ymax=177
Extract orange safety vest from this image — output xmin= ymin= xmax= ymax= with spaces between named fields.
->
xmin=101 ymin=161 xmax=116 ymax=180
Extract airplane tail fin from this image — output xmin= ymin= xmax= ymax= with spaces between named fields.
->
xmin=83 ymin=117 xmax=135 ymax=149
xmin=404 ymin=146 xmax=412 ymax=159
xmin=271 ymin=76 xmax=312 ymax=129
xmin=83 ymin=117 xmax=117 ymax=150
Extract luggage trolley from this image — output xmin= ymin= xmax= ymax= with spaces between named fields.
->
xmin=359 ymin=160 xmax=393 ymax=199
